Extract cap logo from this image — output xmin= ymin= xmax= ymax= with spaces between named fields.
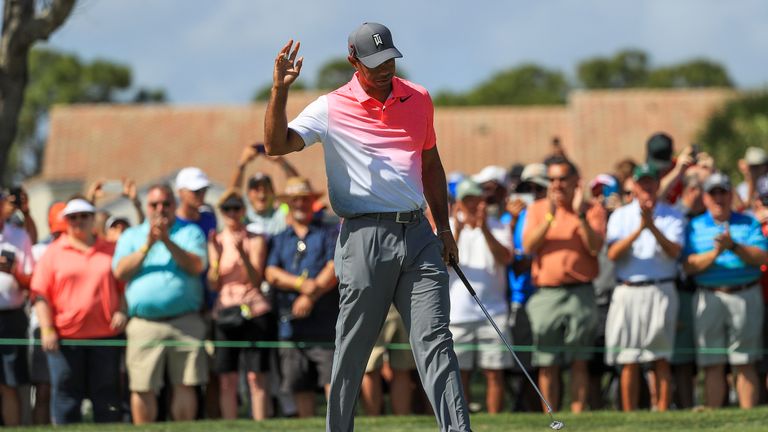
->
xmin=372 ymin=33 xmax=383 ymax=47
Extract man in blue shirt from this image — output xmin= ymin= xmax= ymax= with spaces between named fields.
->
xmin=113 ymin=183 xmax=208 ymax=424
xmin=683 ymin=172 xmax=768 ymax=409
xmin=265 ymin=177 xmax=339 ymax=418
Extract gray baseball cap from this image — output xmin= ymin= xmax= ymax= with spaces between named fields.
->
xmin=348 ymin=22 xmax=402 ymax=68
xmin=703 ymin=172 xmax=732 ymax=193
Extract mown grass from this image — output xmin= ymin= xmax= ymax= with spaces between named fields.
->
xmin=7 ymin=407 xmax=768 ymax=431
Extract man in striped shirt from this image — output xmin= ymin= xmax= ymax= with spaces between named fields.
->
xmin=683 ymin=172 xmax=768 ymax=409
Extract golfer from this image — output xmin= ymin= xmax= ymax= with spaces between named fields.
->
xmin=264 ymin=22 xmax=471 ymax=432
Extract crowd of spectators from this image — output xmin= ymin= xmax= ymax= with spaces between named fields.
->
xmin=0 ymin=135 xmax=768 ymax=425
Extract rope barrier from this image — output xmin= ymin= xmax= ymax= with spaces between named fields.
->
xmin=3 ymin=338 xmax=766 ymax=355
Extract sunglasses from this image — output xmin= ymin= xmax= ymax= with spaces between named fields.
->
xmin=148 ymin=201 xmax=172 ymax=209
xmin=622 ymin=190 xmax=633 ymax=196
xmin=220 ymin=205 xmax=244 ymax=213
xmin=65 ymin=213 xmax=93 ymax=221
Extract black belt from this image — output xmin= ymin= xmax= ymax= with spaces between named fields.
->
xmin=708 ymin=282 xmax=759 ymax=294
xmin=355 ymin=210 xmax=422 ymax=224
xmin=538 ymin=281 xmax=591 ymax=289
xmin=618 ymin=278 xmax=676 ymax=287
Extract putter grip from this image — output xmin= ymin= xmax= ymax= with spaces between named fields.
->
xmin=449 ymin=260 xmax=477 ymax=297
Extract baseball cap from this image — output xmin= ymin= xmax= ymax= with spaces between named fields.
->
xmin=247 ymin=172 xmax=273 ymax=190
xmin=745 ymin=147 xmax=768 ymax=166
xmin=632 ymin=164 xmax=659 ymax=181
xmin=61 ymin=198 xmax=96 ymax=217
xmin=703 ymin=172 xmax=731 ymax=193
xmin=472 ymin=165 xmax=508 ymax=185
xmin=175 ymin=167 xmax=211 ymax=192
xmin=348 ymin=22 xmax=403 ymax=69
xmin=646 ymin=133 xmax=674 ymax=171
xmin=48 ymin=202 xmax=68 ymax=234
xmin=106 ymin=215 xmax=130 ymax=229
xmin=455 ymin=179 xmax=483 ymax=201
xmin=520 ymin=163 xmax=549 ymax=189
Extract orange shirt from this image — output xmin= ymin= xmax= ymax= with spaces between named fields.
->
xmin=31 ymin=237 xmax=124 ymax=339
xmin=523 ymin=199 xmax=606 ymax=287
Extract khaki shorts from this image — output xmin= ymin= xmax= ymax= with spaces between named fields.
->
xmin=451 ymin=314 xmax=513 ymax=370
xmin=365 ymin=306 xmax=416 ymax=373
xmin=126 ymin=313 xmax=208 ymax=393
xmin=604 ymin=282 xmax=678 ymax=365
xmin=694 ymin=284 xmax=764 ymax=367
xmin=526 ymin=284 xmax=597 ymax=367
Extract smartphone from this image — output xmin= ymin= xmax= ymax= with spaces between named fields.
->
xmin=252 ymin=143 xmax=266 ymax=154
xmin=690 ymin=144 xmax=699 ymax=163
xmin=509 ymin=193 xmax=534 ymax=205
xmin=8 ymin=186 xmax=22 ymax=208
xmin=1 ymin=249 xmax=15 ymax=270
xmin=101 ymin=180 xmax=123 ymax=194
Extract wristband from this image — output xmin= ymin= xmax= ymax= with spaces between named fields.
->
xmin=436 ymin=228 xmax=452 ymax=236
xmin=139 ymin=244 xmax=150 ymax=255
xmin=294 ymin=270 xmax=309 ymax=291
xmin=41 ymin=326 xmax=56 ymax=336
xmin=545 ymin=213 xmax=555 ymax=223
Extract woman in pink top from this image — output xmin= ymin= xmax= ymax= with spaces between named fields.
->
xmin=208 ymin=189 xmax=275 ymax=420
xmin=31 ymin=198 xmax=126 ymax=424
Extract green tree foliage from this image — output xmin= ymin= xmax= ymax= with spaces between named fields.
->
xmin=578 ymin=50 xmax=732 ymax=90
xmin=697 ymin=90 xmax=768 ymax=178
xmin=577 ymin=49 xmax=649 ymax=89
xmin=14 ymin=48 xmax=166 ymax=177
xmin=316 ymin=58 xmax=355 ymax=90
xmin=436 ymin=64 xmax=568 ymax=106
xmin=646 ymin=59 xmax=732 ymax=88
xmin=252 ymin=80 xmax=308 ymax=102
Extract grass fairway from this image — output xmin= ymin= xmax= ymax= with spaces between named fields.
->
xmin=8 ymin=407 xmax=768 ymax=431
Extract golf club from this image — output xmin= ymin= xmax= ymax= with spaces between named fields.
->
xmin=450 ymin=259 xmax=565 ymax=430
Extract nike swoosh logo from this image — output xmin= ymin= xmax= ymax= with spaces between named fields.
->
xmin=399 ymin=95 xmax=413 ymax=103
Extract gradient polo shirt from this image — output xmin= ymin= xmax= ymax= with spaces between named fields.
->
xmin=683 ymin=211 xmax=768 ymax=287
xmin=288 ymin=73 xmax=437 ymax=217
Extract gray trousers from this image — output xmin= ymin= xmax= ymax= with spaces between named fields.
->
xmin=326 ymin=215 xmax=470 ymax=432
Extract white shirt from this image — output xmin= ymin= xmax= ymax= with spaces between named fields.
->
xmin=606 ymin=201 xmax=684 ymax=282
xmin=0 ymin=223 xmax=34 ymax=310
xmin=448 ymin=217 xmax=511 ymax=323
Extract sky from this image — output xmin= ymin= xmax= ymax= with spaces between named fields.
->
xmin=40 ymin=0 xmax=768 ymax=105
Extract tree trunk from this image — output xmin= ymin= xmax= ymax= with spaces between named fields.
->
xmin=0 ymin=0 xmax=76 ymax=182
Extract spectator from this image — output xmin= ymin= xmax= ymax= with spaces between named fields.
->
xmin=587 ymin=173 xmax=622 ymax=411
xmin=736 ymin=147 xmax=768 ymax=209
xmin=648 ymin=132 xmax=696 ymax=204
xmin=683 ymin=172 xmax=768 ymax=409
xmin=207 ymin=189 xmax=275 ymax=420
xmin=472 ymin=165 xmax=508 ymax=218
xmin=229 ymin=143 xmax=299 ymax=237
xmin=604 ymin=164 xmax=684 ymax=412
xmin=265 ymin=177 xmax=339 ymax=418
xmin=27 ymin=202 xmax=68 ymax=425
xmin=449 ymin=179 xmax=513 ymax=413
xmin=85 ymin=178 xmax=145 ymax=237
xmin=5 ymin=186 xmax=38 ymax=244
xmin=752 ymin=175 xmax=768 ymax=405
xmin=0 ymin=190 xmax=34 ymax=426
xmin=360 ymin=306 xmax=415 ymax=416
xmin=31 ymin=198 xmax=126 ymax=424
xmin=113 ymin=183 xmax=208 ymax=424
xmin=506 ymin=163 xmax=548 ymax=412
xmin=523 ymin=156 xmax=605 ymax=413
xmin=614 ymin=158 xmax=638 ymax=186
xmin=106 ymin=216 xmax=131 ymax=243
xmin=175 ymin=166 xmax=217 ymax=243
xmin=670 ymin=172 xmax=707 ymax=409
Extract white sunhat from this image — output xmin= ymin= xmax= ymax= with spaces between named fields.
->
xmin=175 ymin=167 xmax=211 ymax=191
xmin=472 ymin=165 xmax=508 ymax=185
xmin=60 ymin=198 xmax=96 ymax=217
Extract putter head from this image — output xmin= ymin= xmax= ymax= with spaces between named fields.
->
xmin=550 ymin=420 xmax=565 ymax=430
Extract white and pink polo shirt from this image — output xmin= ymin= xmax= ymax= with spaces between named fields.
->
xmin=288 ymin=73 xmax=436 ymax=218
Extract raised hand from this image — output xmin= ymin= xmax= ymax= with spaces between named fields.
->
xmin=273 ymin=40 xmax=303 ymax=89
xmin=122 ymin=178 xmax=138 ymax=201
